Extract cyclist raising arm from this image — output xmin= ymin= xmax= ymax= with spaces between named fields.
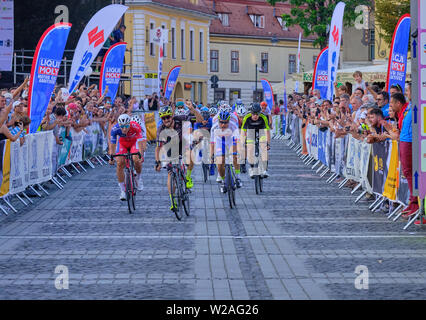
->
xmin=109 ymin=114 xmax=147 ymax=200
xmin=155 ymin=105 xmax=203 ymax=211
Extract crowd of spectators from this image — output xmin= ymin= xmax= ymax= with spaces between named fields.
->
xmin=286 ymin=71 xmax=417 ymax=219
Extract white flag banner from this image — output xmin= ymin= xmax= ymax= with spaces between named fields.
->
xmin=68 ymin=4 xmax=128 ymax=94
xmin=150 ymin=27 xmax=168 ymax=45
xmin=28 ymin=131 xmax=55 ymax=185
xmin=0 ymin=0 xmax=14 ymax=71
xmin=327 ymin=2 xmax=345 ymax=100
xmin=295 ymin=32 xmax=302 ymax=93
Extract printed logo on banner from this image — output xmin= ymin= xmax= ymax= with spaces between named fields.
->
xmin=88 ymin=27 xmax=105 ymax=48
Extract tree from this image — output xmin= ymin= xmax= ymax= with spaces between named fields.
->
xmin=375 ymin=0 xmax=410 ymax=44
xmin=267 ymin=0 xmax=372 ymax=49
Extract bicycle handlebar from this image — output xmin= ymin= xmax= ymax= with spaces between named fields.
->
xmin=111 ymin=152 xmax=142 ymax=159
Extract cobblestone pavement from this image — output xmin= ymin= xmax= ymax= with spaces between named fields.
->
xmin=1 ymin=139 xmax=426 ymax=300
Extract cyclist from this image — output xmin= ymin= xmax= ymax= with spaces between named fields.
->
xmin=211 ymin=103 xmax=240 ymax=182
xmin=260 ymin=101 xmax=273 ymax=128
xmin=233 ymin=98 xmax=244 ymax=112
xmin=211 ymin=110 xmax=242 ymax=193
xmin=155 ymin=105 xmax=203 ymax=211
xmin=241 ymin=103 xmax=271 ymax=179
xmin=109 ymin=114 xmax=147 ymax=200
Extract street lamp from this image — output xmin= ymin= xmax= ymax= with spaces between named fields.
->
xmin=255 ymin=64 xmax=263 ymax=102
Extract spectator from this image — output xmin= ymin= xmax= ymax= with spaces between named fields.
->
xmin=389 ymin=92 xmax=418 ymax=219
xmin=9 ymin=115 xmax=30 ymax=146
xmin=366 ymin=108 xmax=386 ymax=144
xmin=112 ymin=25 xmax=126 ymax=45
xmin=377 ymin=91 xmax=390 ymax=119
xmin=352 ymin=71 xmax=367 ymax=92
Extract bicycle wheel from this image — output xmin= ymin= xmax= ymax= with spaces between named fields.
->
xmin=130 ymin=163 xmax=136 ymax=211
xmin=255 ymin=175 xmax=260 ymax=195
xmin=125 ymin=168 xmax=134 ymax=214
xmin=202 ymin=164 xmax=208 ymax=183
xmin=226 ymin=166 xmax=234 ymax=209
xmin=180 ymin=170 xmax=190 ymax=216
xmin=171 ymin=173 xmax=183 ymax=221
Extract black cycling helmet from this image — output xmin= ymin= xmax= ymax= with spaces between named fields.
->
xmin=251 ymin=103 xmax=261 ymax=114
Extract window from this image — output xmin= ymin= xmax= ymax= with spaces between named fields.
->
xmin=190 ymin=29 xmax=194 ymax=61
xmin=261 ymin=53 xmax=268 ymax=73
xmin=289 ymin=54 xmax=296 ymax=74
xmin=369 ymin=29 xmax=375 ymax=61
xmin=231 ymin=51 xmax=239 ymax=73
xmin=313 ymin=55 xmax=318 ymax=69
xmin=150 ymin=23 xmax=155 ymax=56
xmin=171 ymin=27 xmax=176 ymax=59
xmin=276 ymin=17 xmax=288 ymax=30
xmin=161 ymin=24 xmax=167 ymax=58
xmin=199 ymin=31 xmax=204 ymax=62
xmin=198 ymin=82 xmax=203 ymax=103
xmin=211 ymin=50 xmax=219 ymax=72
xmin=191 ymin=81 xmax=196 ymax=101
xmin=250 ymin=15 xmax=265 ymax=28
xmin=181 ymin=28 xmax=186 ymax=60
xmin=218 ymin=13 xmax=229 ymax=26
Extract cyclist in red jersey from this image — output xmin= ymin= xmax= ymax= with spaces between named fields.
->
xmin=109 ymin=114 xmax=147 ymax=200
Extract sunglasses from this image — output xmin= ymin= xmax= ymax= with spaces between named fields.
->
xmin=162 ymin=116 xmax=172 ymax=120
xmin=120 ymin=125 xmax=130 ymax=129
xmin=219 ymin=121 xmax=229 ymax=125
xmin=252 ymin=112 xmax=260 ymax=116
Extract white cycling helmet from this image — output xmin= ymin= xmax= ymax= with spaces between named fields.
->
xmin=131 ymin=115 xmax=143 ymax=127
xmin=174 ymin=108 xmax=188 ymax=117
xmin=118 ymin=114 xmax=131 ymax=126
xmin=236 ymin=105 xmax=247 ymax=117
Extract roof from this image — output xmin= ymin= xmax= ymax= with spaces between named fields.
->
xmin=132 ymin=0 xmax=216 ymax=17
xmin=206 ymin=0 xmax=316 ymax=41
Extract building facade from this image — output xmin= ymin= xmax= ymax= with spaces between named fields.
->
xmin=124 ymin=0 xmax=216 ymax=103
xmin=206 ymin=0 xmax=320 ymax=105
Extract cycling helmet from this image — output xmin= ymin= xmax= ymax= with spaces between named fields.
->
xmin=260 ymin=101 xmax=268 ymax=108
xmin=131 ymin=115 xmax=143 ymax=127
xmin=159 ymin=106 xmax=173 ymax=118
xmin=118 ymin=114 xmax=131 ymax=126
xmin=251 ymin=103 xmax=261 ymax=114
xmin=209 ymin=107 xmax=218 ymax=116
xmin=236 ymin=105 xmax=247 ymax=117
xmin=200 ymin=106 xmax=209 ymax=113
xmin=201 ymin=110 xmax=210 ymax=121
xmin=197 ymin=104 xmax=204 ymax=109
xmin=235 ymin=98 xmax=243 ymax=105
xmin=218 ymin=110 xmax=231 ymax=122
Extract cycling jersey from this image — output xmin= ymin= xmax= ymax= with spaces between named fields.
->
xmin=157 ymin=115 xmax=192 ymax=158
xmin=111 ymin=121 xmax=145 ymax=155
xmin=194 ymin=118 xmax=213 ymax=131
xmin=242 ymin=113 xmax=270 ymax=131
xmin=211 ymin=127 xmax=239 ymax=157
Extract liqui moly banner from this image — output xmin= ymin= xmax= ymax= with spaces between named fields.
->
xmin=28 ymin=23 xmax=72 ymax=134
xmin=164 ymin=66 xmax=182 ymax=100
xmin=261 ymin=78 xmax=275 ymax=109
xmin=295 ymin=32 xmax=302 ymax=93
xmin=313 ymin=46 xmax=329 ymax=99
xmin=158 ymin=45 xmax=164 ymax=95
xmin=327 ymin=2 xmax=345 ymax=100
xmin=386 ymin=14 xmax=411 ymax=93
xmin=99 ymin=42 xmax=126 ymax=102
xmin=67 ymin=4 xmax=128 ymax=94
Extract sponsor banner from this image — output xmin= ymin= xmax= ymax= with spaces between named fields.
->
xmin=58 ymin=128 xmax=72 ymax=167
xmin=312 ymin=47 xmax=329 ymax=99
xmin=344 ymin=135 xmax=357 ymax=180
xmin=68 ymin=4 xmax=128 ymax=94
xmin=386 ymin=14 xmax=411 ymax=93
xmin=145 ymin=113 xmax=157 ymax=141
xmin=70 ymin=128 xmax=84 ymax=163
xmin=318 ymin=129 xmax=327 ymax=165
xmin=360 ymin=141 xmax=373 ymax=193
xmin=0 ymin=140 xmax=10 ymax=197
xmin=383 ymin=140 xmax=399 ymax=201
xmin=305 ymin=123 xmax=312 ymax=155
xmin=10 ymin=139 xmax=28 ymax=195
xmin=28 ymin=23 xmax=72 ymax=133
xmin=164 ymin=66 xmax=181 ymax=100
xmin=372 ymin=141 xmax=390 ymax=195
xmin=334 ymin=137 xmax=345 ymax=176
xmin=295 ymin=32 xmax=302 ymax=93
xmin=28 ymin=131 xmax=54 ymax=185
xmin=100 ymin=42 xmax=126 ymax=102
xmin=327 ymin=2 xmax=345 ymax=100
xmin=0 ymin=0 xmax=13 ymax=71
xmin=310 ymin=125 xmax=319 ymax=160
xmin=150 ymin=27 xmax=168 ymax=45
xmin=397 ymin=163 xmax=410 ymax=205
xmin=260 ymin=78 xmax=275 ymax=110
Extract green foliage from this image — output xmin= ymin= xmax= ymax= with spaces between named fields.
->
xmin=268 ymin=0 xmax=372 ymax=49
xmin=375 ymin=0 xmax=410 ymax=44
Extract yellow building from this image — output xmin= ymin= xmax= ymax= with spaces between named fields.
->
xmin=123 ymin=0 xmax=216 ymax=103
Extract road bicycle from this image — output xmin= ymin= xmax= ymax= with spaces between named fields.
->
xmin=112 ymin=152 xmax=141 ymax=214
xmin=169 ymin=156 xmax=191 ymax=221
